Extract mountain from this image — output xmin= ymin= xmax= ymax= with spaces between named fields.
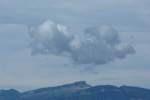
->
xmin=0 ymin=89 xmax=20 ymax=100
xmin=0 ymin=81 xmax=150 ymax=100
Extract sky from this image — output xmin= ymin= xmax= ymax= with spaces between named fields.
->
xmin=0 ymin=0 xmax=150 ymax=91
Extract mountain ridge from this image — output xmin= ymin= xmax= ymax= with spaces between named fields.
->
xmin=0 ymin=81 xmax=150 ymax=100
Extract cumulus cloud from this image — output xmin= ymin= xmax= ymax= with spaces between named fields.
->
xmin=29 ymin=20 xmax=72 ymax=55
xmin=29 ymin=20 xmax=135 ymax=65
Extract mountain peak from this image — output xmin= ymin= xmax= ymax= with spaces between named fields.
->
xmin=23 ymin=81 xmax=91 ymax=95
xmin=73 ymin=81 xmax=87 ymax=85
xmin=62 ymin=81 xmax=91 ymax=89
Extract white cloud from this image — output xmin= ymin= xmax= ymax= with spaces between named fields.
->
xmin=29 ymin=20 xmax=135 ymax=65
xmin=29 ymin=20 xmax=72 ymax=55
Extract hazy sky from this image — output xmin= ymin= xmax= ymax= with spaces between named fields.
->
xmin=0 ymin=0 xmax=150 ymax=91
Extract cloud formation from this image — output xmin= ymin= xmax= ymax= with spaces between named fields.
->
xmin=29 ymin=20 xmax=135 ymax=65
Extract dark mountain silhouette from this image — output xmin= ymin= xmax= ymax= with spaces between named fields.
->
xmin=0 ymin=89 xmax=20 ymax=100
xmin=0 ymin=81 xmax=150 ymax=100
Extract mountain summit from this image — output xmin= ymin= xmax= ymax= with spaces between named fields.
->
xmin=0 ymin=81 xmax=150 ymax=100
xmin=57 ymin=81 xmax=91 ymax=89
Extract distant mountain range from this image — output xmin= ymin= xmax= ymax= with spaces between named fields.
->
xmin=0 ymin=81 xmax=150 ymax=100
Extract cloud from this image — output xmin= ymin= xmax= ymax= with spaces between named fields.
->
xmin=29 ymin=20 xmax=135 ymax=65
xmin=29 ymin=20 xmax=72 ymax=55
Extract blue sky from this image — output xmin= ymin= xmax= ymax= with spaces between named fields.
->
xmin=0 ymin=0 xmax=150 ymax=91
